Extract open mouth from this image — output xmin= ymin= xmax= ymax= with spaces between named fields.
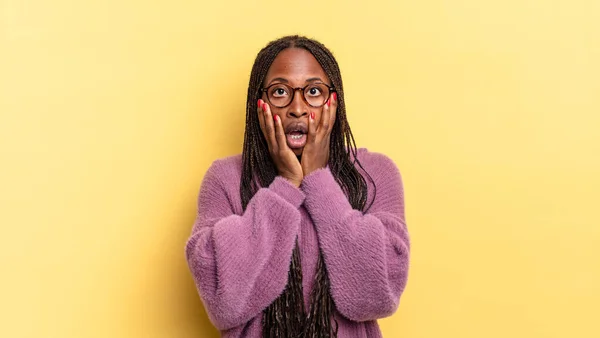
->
xmin=285 ymin=123 xmax=308 ymax=149
xmin=286 ymin=130 xmax=307 ymax=149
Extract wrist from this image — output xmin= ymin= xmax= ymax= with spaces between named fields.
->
xmin=303 ymin=163 xmax=326 ymax=177
xmin=282 ymin=175 xmax=302 ymax=188
xmin=290 ymin=178 xmax=302 ymax=188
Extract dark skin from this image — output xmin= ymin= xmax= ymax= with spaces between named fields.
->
xmin=257 ymin=48 xmax=338 ymax=187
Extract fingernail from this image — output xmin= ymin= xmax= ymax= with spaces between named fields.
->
xmin=262 ymin=103 xmax=267 ymax=111
xmin=327 ymin=100 xmax=330 ymax=107
xmin=257 ymin=99 xmax=261 ymax=108
xmin=333 ymin=92 xmax=337 ymax=101
xmin=274 ymin=115 xmax=278 ymax=122
xmin=310 ymin=112 xmax=315 ymax=120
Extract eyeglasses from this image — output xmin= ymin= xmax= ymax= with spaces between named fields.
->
xmin=261 ymin=82 xmax=336 ymax=108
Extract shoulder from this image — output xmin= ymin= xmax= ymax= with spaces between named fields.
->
xmin=354 ymin=148 xmax=402 ymax=180
xmin=354 ymin=148 xmax=405 ymax=214
xmin=202 ymin=153 xmax=243 ymax=187
xmin=208 ymin=153 xmax=243 ymax=172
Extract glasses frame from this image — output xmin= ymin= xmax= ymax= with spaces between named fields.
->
xmin=261 ymin=82 xmax=336 ymax=108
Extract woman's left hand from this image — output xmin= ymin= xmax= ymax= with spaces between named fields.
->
xmin=301 ymin=92 xmax=337 ymax=177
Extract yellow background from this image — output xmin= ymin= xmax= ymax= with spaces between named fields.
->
xmin=1 ymin=0 xmax=599 ymax=337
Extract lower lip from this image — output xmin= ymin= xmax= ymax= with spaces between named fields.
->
xmin=286 ymin=133 xmax=307 ymax=149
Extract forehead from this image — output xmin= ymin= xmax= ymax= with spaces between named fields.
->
xmin=265 ymin=48 xmax=329 ymax=85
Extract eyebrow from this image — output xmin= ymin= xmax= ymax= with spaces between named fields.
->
xmin=266 ymin=77 xmax=326 ymax=86
xmin=267 ymin=77 xmax=289 ymax=85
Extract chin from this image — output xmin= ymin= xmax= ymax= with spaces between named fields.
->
xmin=293 ymin=148 xmax=304 ymax=157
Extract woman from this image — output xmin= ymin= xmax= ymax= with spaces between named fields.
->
xmin=185 ymin=35 xmax=410 ymax=338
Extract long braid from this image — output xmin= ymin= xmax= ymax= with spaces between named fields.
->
xmin=240 ymin=35 xmax=376 ymax=338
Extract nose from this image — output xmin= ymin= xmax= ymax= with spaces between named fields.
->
xmin=287 ymin=88 xmax=308 ymax=118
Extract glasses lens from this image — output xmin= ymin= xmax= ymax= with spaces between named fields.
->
xmin=304 ymin=83 xmax=330 ymax=107
xmin=267 ymin=84 xmax=292 ymax=107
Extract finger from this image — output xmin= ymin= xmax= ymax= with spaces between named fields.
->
xmin=328 ymin=92 xmax=338 ymax=133
xmin=262 ymin=102 xmax=278 ymax=151
xmin=308 ymin=111 xmax=317 ymax=143
xmin=318 ymin=95 xmax=331 ymax=136
xmin=257 ymin=99 xmax=266 ymax=136
xmin=273 ymin=113 xmax=288 ymax=150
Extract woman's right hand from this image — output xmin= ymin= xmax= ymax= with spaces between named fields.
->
xmin=257 ymin=99 xmax=303 ymax=187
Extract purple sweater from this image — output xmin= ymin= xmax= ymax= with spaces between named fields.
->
xmin=185 ymin=148 xmax=410 ymax=337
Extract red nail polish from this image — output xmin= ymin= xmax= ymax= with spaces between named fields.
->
xmin=327 ymin=100 xmax=330 ymax=107
xmin=310 ymin=112 xmax=315 ymax=119
xmin=257 ymin=99 xmax=261 ymax=108
xmin=274 ymin=115 xmax=278 ymax=122
xmin=333 ymin=92 xmax=337 ymax=101
xmin=262 ymin=103 xmax=267 ymax=111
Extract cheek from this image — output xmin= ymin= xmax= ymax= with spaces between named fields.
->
xmin=271 ymin=107 xmax=285 ymax=121
xmin=313 ymin=108 xmax=324 ymax=122
xmin=261 ymin=93 xmax=283 ymax=119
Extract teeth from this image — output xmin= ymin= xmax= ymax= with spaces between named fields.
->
xmin=291 ymin=134 xmax=304 ymax=140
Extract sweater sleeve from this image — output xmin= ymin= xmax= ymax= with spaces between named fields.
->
xmin=185 ymin=161 xmax=305 ymax=331
xmin=301 ymin=153 xmax=410 ymax=322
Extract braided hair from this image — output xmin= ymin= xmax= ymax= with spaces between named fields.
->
xmin=240 ymin=35 xmax=374 ymax=337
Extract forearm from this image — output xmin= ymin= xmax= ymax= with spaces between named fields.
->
xmin=186 ymin=175 xmax=305 ymax=330
xmin=302 ymin=167 xmax=410 ymax=321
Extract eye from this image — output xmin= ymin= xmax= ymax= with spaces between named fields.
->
xmin=270 ymin=86 xmax=289 ymax=97
xmin=306 ymin=86 xmax=323 ymax=97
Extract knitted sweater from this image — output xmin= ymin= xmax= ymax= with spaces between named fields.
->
xmin=185 ymin=148 xmax=410 ymax=337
